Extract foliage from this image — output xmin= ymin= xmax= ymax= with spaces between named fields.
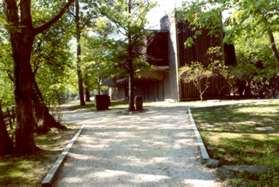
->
xmin=179 ymin=62 xmax=213 ymax=100
xmin=215 ymin=0 xmax=279 ymax=71
xmin=178 ymin=0 xmax=279 ymax=98
xmin=80 ymin=16 xmax=119 ymax=94
xmin=98 ymin=0 xmax=155 ymax=68
xmin=233 ymin=31 xmax=277 ymax=78
xmin=221 ymin=0 xmax=279 ymax=42
xmin=0 ymin=8 xmax=13 ymax=107
xmin=0 ymin=41 xmax=13 ymax=108
xmin=207 ymin=46 xmax=236 ymax=95
xmin=97 ymin=0 xmax=155 ymax=111
xmin=230 ymin=19 xmax=279 ymax=97
xmin=33 ymin=16 xmax=75 ymax=106
xmin=177 ymin=0 xmax=223 ymax=48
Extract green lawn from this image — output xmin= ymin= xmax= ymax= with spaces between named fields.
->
xmin=0 ymin=124 xmax=78 ymax=185
xmin=192 ymin=100 xmax=279 ymax=186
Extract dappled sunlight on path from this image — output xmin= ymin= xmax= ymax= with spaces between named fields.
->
xmin=54 ymin=104 xmax=221 ymax=187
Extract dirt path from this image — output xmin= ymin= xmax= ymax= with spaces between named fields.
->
xmin=54 ymin=103 xmax=221 ymax=187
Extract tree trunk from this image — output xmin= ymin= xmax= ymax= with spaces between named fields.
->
xmin=4 ymin=0 xmax=75 ymax=156
xmin=75 ymin=0 xmax=85 ymax=106
xmin=267 ymin=29 xmax=279 ymax=71
xmin=198 ymin=86 xmax=204 ymax=101
xmin=260 ymin=15 xmax=279 ymax=71
xmin=12 ymin=32 xmax=38 ymax=155
xmin=97 ymin=77 xmax=101 ymax=95
xmin=32 ymin=78 xmax=65 ymax=134
xmin=128 ymin=67 xmax=135 ymax=111
xmin=127 ymin=0 xmax=135 ymax=111
xmin=84 ymin=75 xmax=91 ymax=101
xmin=199 ymin=93 xmax=203 ymax=101
xmin=0 ymin=104 xmax=14 ymax=156
xmin=85 ymin=87 xmax=91 ymax=102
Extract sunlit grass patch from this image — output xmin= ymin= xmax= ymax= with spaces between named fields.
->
xmin=192 ymin=99 xmax=279 ymax=186
xmin=0 ymin=124 xmax=79 ymax=185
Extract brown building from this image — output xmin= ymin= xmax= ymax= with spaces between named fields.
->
xmin=108 ymin=12 xmax=236 ymax=101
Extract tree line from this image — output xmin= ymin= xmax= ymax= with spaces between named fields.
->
xmin=0 ymin=0 xmax=154 ymax=156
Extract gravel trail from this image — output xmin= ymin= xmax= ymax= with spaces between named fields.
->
xmin=54 ymin=103 xmax=221 ymax=187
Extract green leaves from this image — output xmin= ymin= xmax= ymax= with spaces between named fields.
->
xmin=80 ymin=32 xmax=123 ymax=90
xmin=179 ymin=61 xmax=213 ymax=100
xmin=177 ymin=0 xmax=223 ymax=34
xmin=95 ymin=0 xmax=155 ymax=75
xmin=0 ymin=43 xmax=13 ymax=107
xmin=179 ymin=62 xmax=213 ymax=83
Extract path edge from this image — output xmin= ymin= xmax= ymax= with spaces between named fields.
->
xmin=41 ymin=124 xmax=85 ymax=187
xmin=187 ymin=107 xmax=210 ymax=162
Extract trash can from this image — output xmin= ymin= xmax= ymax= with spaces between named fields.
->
xmin=95 ymin=95 xmax=110 ymax=111
xmin=134 ymin=96 xmax=143 ymax=111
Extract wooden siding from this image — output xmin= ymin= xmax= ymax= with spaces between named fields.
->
xmin=111 ymin=80 xmax=165 ymax=101
xmin=180 ymin=76 xmax=229 ymax=100
xmin=176 ymin=21 xmax=223 ymax=67
xmin=176 ymin=21 xmax=229 ymax=100
xmin=135 ymin=80 xmax=165 ymax=101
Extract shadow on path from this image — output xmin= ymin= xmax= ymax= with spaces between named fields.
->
xmin=54 ymin=104 xmax=220 ymax=187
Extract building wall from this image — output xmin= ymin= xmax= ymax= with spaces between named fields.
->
xmin=111 ymin=87 xmax=127 ymax=100
xmin=180 ymin=76 xmax=228 ymax=100
xmin=176 ymin=21 xmax=223 ymax=67
xmin=175 ymin=17 xmax=229 ymax=100
xmin=160 ymin=14 xmax=180 ymax=101
xmin=110 ymin=12 xmax=233 ymax=102
xmin=110 ymin=80 xmax=165 ymax=102
xmin=135 ymin=80 xmax=165 ymax=101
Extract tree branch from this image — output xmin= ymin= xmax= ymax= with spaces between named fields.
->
xmin=33 ymin=0 xmax=75 ymax=35
xmin=7 ymin=72 xmax=14 ymax=82
xmin=68 ymin=8 xmax=75 ymax=17
xmin=258 ymin=10 xmax=279 ymax=70
xmin=19 ymin=0 xmax=32 ymax=26
xmin=3 ymin=0 xmax=19 ymax=25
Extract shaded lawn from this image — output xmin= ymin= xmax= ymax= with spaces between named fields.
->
xmin=192 ymin=100 xmax=279 ymax=186
xmin=0 ymin=124 xmax=79 ymax=185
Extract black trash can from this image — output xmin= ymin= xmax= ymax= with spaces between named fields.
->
xmin=95 ymin=95 xmax=110 ymax=111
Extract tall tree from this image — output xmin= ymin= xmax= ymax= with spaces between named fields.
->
xmin=69 ymin=0 xmax=97 ymax=106
xmin=75 ymin=0 xmax=86 ymax=106
xmin=214 ymin=0 xmax=279 ymax=70
xmin=31 ymin=19 xmax=72 ymax=132
xmin=82 ymin=29 xmax=122 ymax=96
xmin=127 ymin=0 xmax=134 ymax=111
xmin=3 ymin=0 xmax=75 ymax=155
xmin=98 ymin=0 xmax=154 ymax=111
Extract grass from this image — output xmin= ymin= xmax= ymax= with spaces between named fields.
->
xmin=192 ymin=99 xmax=279 ymax=186
xmin=0 ymin=124 xmax=79 ymax=186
